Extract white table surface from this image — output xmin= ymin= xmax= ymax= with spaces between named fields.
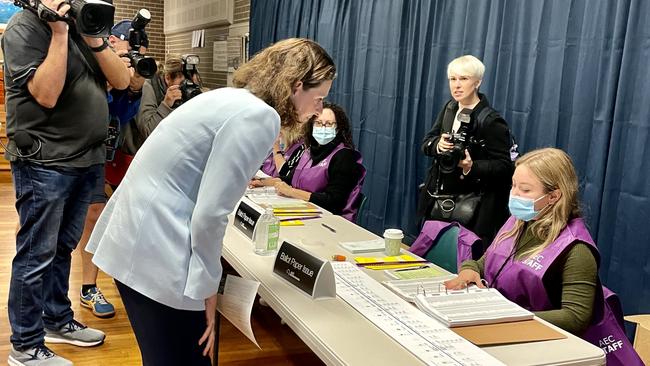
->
xmin=222 ymin=213 xmax=606 ymax=366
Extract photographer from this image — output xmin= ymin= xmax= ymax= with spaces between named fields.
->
xmin=2 ymin=0 xmax=130 ymax=364
xmin=418 ymin=55 xmax=513 ymax=253
xmin=133 ymin=54 xmax=187 ymax=142
xmin=76 ymin=18 xmax=151 ymax=320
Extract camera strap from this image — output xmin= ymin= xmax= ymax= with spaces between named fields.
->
xmin=68 ymin=28 xmax=107 ymax=87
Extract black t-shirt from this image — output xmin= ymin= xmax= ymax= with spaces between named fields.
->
xmin=1 ymin=10 xmax=109 ymax=167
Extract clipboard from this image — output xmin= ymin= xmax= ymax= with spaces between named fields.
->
xmin=451 ymin=319 xmax=566 ymax=346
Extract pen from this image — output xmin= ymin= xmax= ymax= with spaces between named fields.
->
xmin=321 ymin=223 xmax=337 ymax=233
xmin=279 ymin=216 xmax=321 ymax=222
xmin=393 ymin=265 xmax=430 ymax=272
xmin=356 ymin=260 xmax=429 ymax=266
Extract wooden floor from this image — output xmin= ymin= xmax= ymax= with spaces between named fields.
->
xmin=0 ymin=182 xmax=324 ymax=365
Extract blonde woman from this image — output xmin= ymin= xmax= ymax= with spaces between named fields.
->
xmin=86 ymin=38 xmax=336 ymax=366
xmin=418 ymin=55 xmax=513 ymax=251
xmin=445 ymin=148 xmax=642 ymax=366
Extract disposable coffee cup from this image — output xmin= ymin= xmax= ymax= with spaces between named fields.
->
xmin=383 ymin=229 xmax=403 ymax=256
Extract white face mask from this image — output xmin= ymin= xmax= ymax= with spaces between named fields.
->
xmin=312 ymin=126 xmax=336 ymax=145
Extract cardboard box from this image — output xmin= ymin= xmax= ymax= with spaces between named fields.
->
xmin=625 ymin=314 xmax=650 ymax=364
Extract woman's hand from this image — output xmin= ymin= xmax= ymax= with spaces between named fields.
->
xmin=437 ymin=133 xmax=453 ymax=152
xmin=273 ymin=133 xmax=283 ymax=154
xmin=444 ymin=269 xmax=485 ymax=290
xmin=274 ymin=181 xmax=294 ymax=197
xmin=199 ymin=294 xmax=217 ymax=358
xmin=457 ymin=149 xmax=473 ymax=175
xmin=249 ymin=177 xmax=280 ymax=188
xmin=163 ymin=85 xmax=182 ymax=108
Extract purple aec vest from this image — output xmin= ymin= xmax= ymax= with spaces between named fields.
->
xmin=260 ymin=139 xmax=303 ymax=177
xmin=409 ymin=220 xmax=481 ymax=270
xmin=484 ymin=216 xmax=643 ymax=366
xmin=291 ymin=142 xmax=366 ymax=222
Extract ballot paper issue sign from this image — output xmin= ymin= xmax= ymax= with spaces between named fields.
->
xmin=273 ymin=241 xmax=336 ymax=299
xmin=234 ymin=198 xmax=263 ymax=240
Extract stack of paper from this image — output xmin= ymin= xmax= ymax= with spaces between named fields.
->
xmin=354 ymin=254 xmax=427 ymax=270
xmin=384 ymin=266 xmax=449 ymax=280
xmin=414 ymin=288 xmax=534 ymax=327
xmin=273 ymin=207 xmax=322 ymax=226
xmin=339 ymin=239 xmax=385 ymax=253
xmin=382 ymin=275 xmax=457 ymax=302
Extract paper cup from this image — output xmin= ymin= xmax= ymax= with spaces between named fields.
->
xmin=383 ymin=228 xmax=403 ymax=256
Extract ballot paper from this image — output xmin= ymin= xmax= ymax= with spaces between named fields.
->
xmin=216 ymin=275 xmax=261 ymax=348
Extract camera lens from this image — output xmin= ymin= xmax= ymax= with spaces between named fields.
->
xmin=73 ymin=0 xmax=115 ymax=37
xmin=438 ymin=152 xmax=459 ymax=174
xmin=81 ymin=9 xmax=102 ymax=34
xmin=131 ymin=55 xmax=157 ymax=79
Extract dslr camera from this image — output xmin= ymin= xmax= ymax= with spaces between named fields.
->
xmin=14 ymin=0 xmax=114 ymax=37
xmin=173 ymin=54 xmax=203 ymax=108
xmin=438 ymin=108 xmax=480 ymax=174
xmin=127 ymin=9 xmax=157 ymax=78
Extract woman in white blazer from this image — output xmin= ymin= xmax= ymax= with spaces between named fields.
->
xmin=86 ymin=38 xmax=337 ymax=366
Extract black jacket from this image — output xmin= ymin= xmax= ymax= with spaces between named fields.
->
xmin=418 ymin=93 xmax=513 ymax=249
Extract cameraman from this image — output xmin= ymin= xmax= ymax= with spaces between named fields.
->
xmin=418 ymin=55 xmax=513 ymax=252
xmin=76 ymin=19 xmax=150 ymax=320
xmin=134 ymin=55 xmax=186 ymax=140
xmin=2 ymin=0 xmax=130 ymax=364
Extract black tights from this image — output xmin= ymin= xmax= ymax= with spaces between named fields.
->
xmin=115 ymin=281 xmax=212 ymax=366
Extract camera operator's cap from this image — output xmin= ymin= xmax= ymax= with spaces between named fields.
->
xmin=110 ymin=20 xmax=150 ymax=48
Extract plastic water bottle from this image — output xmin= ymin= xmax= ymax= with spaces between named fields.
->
xmin=254 ymin=208 xmax=280 ymax=256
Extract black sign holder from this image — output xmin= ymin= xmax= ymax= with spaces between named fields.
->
xmin=233 ymin=197 xmax=264 ymax=240
xmin=273 ymin=241 xmax=336 ymax=300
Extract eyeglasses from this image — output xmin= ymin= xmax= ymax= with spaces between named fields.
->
xmin=314 ymin=120 xmax=337 ymax=128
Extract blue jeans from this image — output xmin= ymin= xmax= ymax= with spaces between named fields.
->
xmin=8 ymin=161 xmax=102 ymax=350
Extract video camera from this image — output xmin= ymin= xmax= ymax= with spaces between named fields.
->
xmin=126 ymin=9 xmax=157 ymax=78
xmin=14 ymin=0 xmax=114 ymax=37
xmin=173 ymin=54 xmax=203 ymax=108
xmin=438 ymin=108 xmax=482 ymax=174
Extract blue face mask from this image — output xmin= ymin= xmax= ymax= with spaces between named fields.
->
xmin=508 ymin=194 xmax=547 ymax=221
xmin=312 ymin=126 xmax=337 ymax=145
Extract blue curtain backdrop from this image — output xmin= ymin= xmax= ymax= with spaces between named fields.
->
xmin=249 ymin=0 xmax=650 ymax=317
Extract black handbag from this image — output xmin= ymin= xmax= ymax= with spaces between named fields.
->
xmin=428 ymin=192 xmax=482 ymax=227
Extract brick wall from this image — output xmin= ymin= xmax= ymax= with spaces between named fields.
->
xmin=234 ymin=0 xmax=250 ymax=23
xmin=166 ymin=28 xmax=229 ymax=89
xmin=166 ymin=0 xmax=250 ymax=89
xmin=112 ymin=0 xmax=165 ymax=63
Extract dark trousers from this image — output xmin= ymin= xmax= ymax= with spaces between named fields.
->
xmin=9 ymin=161 xmax=101 ymax=349
xmin=115 ymin=281 xmax=212 ymax=366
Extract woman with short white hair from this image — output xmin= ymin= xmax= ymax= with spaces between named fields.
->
xmin=418 ymin=54 xmax=514 ymax=255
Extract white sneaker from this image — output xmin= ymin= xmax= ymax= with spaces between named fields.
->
xmin=44 ymin=319 xmax=105 ymax=347
xmin=8 ymin=344 xmax=72 ymax=366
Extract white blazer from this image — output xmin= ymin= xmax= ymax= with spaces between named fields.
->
xmin=87 ymin=88 xmax=280 ymax=310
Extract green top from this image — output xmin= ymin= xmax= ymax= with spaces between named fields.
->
xmin=461 ymin=223 xmax=598 ymax=335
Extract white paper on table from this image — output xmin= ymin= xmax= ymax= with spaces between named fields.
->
xmin=216 ymin=275 xmax=261 ymax=348
xmin=254 ymin=170 xmax=271 ymax=179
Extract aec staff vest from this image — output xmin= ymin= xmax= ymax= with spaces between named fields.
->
xmin=291 ymin=143 xmax=365 ymax=222
xmin=484 ymin=217 xmax=643 ymax=366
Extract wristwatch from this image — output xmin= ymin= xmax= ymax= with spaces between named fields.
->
xmin=275 ymin=150 xmax=284 ymax=155
xmin=90 ymin=39 xmax=110 ymax=53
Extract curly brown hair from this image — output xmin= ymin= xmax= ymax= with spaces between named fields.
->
xmin=304 ymin=102 xmax=355 ymax=149
xmin=232 ymin=38 xmax=336 ymax=130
